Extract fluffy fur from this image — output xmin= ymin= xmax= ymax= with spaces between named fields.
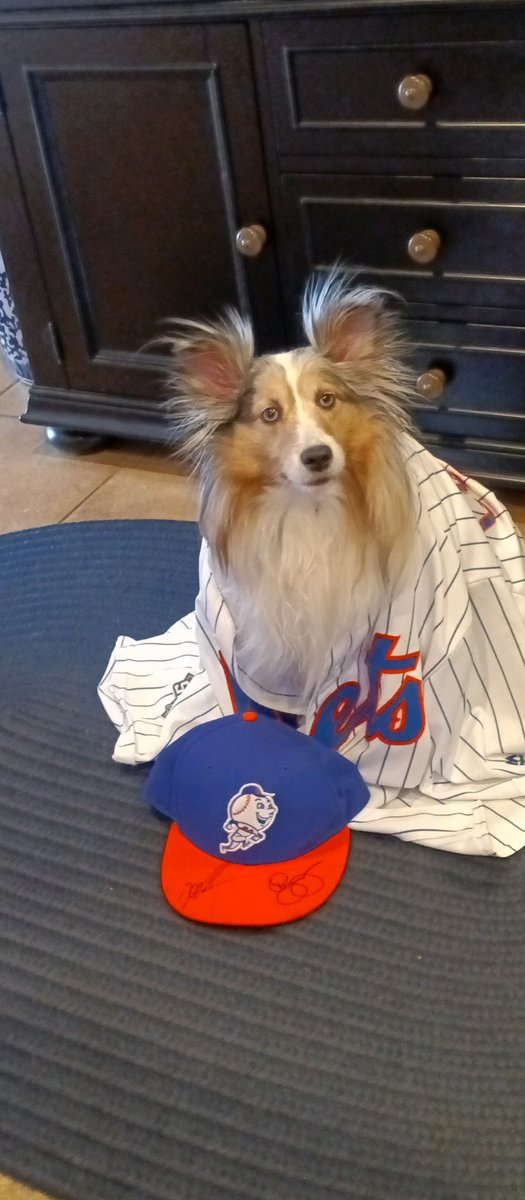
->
xmin=166 ymin=266 xmax=418 ymax=701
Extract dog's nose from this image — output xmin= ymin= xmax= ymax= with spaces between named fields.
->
xmin=300 ymin=444 xmax=333 ymax=473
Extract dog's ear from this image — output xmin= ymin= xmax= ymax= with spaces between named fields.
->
xmin=166 ymin=310 xmax=254 ymax=459
xmin=302 ymin=266 xmax=397 ymax=364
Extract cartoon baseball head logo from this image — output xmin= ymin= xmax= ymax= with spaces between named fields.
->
xmin=219 ymin=783 xmax=278 ymax=855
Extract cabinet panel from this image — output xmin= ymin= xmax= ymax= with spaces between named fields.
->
xmin=0 ymin=24 xmax=282 ymax=400
xmin=264 ymin=11 xmax=525 ymax=160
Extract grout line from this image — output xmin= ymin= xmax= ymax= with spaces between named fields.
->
xmin=0 ymin=381 xmax=20 ymax=403
xmin=58 ymin=471 xmax=117 ymax=524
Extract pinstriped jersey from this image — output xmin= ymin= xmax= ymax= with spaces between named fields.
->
xmin=99 ymin=436 xmax=525 ymax=858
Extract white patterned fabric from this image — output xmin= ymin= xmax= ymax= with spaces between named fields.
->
xmin=0 ymin=249 xmax=30 ymax=379
xmin=99 ymin=436 xmax=525 ymax=858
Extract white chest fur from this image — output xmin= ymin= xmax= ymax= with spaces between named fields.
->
xmin=218 ymin=483 xmax=384 ymax=702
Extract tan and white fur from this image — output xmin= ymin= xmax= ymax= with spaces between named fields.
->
xmin=166 ymin=267 xmax=417 ymax=703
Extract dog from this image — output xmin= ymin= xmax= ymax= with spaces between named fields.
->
xmin=166 ymin=265 xmax=417 ymax=703
xmin=99 ymin=265 xmax=525 ymax=857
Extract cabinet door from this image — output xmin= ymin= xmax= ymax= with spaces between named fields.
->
xmin=0 ymin=24 xmax=282 ymax=398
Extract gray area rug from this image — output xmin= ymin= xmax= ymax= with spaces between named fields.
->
xmin=0 ymin=520 xmax=523 ymax=1200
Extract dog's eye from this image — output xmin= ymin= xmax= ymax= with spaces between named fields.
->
xmin=261 ymin=405 xmax=281 ymax=424
xmin=317 ymin=392 xmax=336 ymax=409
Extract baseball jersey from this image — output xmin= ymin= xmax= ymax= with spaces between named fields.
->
xmin=99 ymin=435 xmax=525 ymax=858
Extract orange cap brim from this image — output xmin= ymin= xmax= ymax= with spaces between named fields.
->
xmin=161 ymin=825 xmax=351 ymax=926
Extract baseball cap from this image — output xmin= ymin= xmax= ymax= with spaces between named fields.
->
xmin=145 ymin=711 xmax=369 ymax=927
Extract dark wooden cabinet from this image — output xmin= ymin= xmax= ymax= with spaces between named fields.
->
xmin=0 ymin=0 xmax=524 ymax=481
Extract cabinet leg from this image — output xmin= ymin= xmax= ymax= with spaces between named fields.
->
xmin=45 ymin=427 xmax=108 ymax=454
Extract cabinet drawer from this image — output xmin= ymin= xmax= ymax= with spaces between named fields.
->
xmin=264 ymin=12 xmax=525 ymax=160
xmin=280 ymin=175 xmax=525 ymax=319
xmin=410 ymin=325 xmax=525 ymax=446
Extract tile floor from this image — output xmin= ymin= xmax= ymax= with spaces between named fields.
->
xmin=0 ymin=354 xmax=198 ymax=535
xmin=1 ymin=350 xmax=525 ymax=1200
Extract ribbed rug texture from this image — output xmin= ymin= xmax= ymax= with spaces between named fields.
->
xmin=0 ymin=519 xmax=523 ymax=1200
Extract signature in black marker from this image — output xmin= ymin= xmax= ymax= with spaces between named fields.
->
xmin=179 ymin=863 xmax=232 ymax=906
xmin=268 ymin=861 xmax=325 ymax=906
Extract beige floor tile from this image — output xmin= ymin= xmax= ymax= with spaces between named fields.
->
xmin=0 ymin=380 xmax=28 ymax=417
xmin=63 ymin=466 xmax=199 ymax=523
xmin=0 ymin=415 xmax=115 ymax=534
xmin=0 ymin=1177 xmax=54 ymax=1199
xmin=0 ymin=413 xmax=49 ymax=456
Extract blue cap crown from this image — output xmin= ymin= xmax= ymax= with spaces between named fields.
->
xmin=145 ymin=713 xmax=369 ymax=866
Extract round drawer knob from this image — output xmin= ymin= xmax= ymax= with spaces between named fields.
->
xmin=235 ymin=223 xmax=267 ymax=258
xmin=407 ymin=228 xmax=442 ymax=265
xmin=397 ymin=73 xmax=433 ymax=111
xmin=416 ymin=368 xmax=447 ymax=402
